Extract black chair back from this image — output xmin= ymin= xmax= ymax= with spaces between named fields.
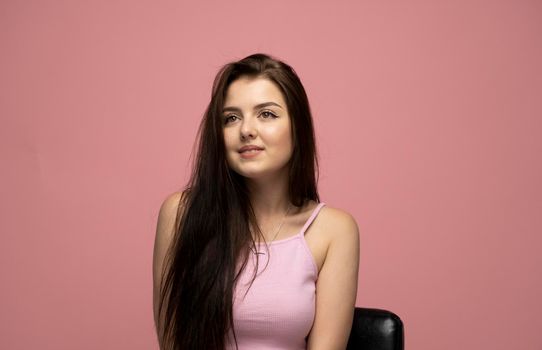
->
xmin=346 ymin=307 xmax=404 ymax=350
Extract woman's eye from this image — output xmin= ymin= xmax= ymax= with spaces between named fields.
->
xmin=261 ymin=111 xmax=277 ymax=119
xmin=224 ymin=115 xmax=237 ymax=124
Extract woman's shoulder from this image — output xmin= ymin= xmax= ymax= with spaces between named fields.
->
xmin=316 ymin=201 xmax=358 ymax=228
xmin=157 ymin=189 xmax=190 ymax=235
xmin=160 ymin=189 xmax=190 ymax=214
xmin=317 ymin=202 xmax=360 ymax=244
xmin=302 ymin=200 xmax=359 ymax=275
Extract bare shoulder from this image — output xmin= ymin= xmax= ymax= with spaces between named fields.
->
xmin=153 ymin=190 xmax=188 ymax=334
xmin=319 ymin=204 xmax=360 ymax=241
xmin=320 ymin=204 xmax=357 ymax=224
xmin=158 ymin=190 xmax=190 ymax=228
xmin=316 ymin=204 xmax=360 ymax=265
xmin=160 ymin=190 xmax=188 ymax=214
xmin=307 ymin=203 xmax=360 ymax=349
xmin=153 ymin=190 xmax=189 ymax=278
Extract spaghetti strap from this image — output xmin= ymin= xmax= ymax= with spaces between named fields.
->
xmin=299 ymin=202 xmax=326 ymax=236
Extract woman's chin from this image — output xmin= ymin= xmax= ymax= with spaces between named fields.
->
xmin=236 ymin=169 xmax=273 ymax=180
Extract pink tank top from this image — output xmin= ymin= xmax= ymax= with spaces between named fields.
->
xmin=225 ymin=202 xmax=326 ymax=350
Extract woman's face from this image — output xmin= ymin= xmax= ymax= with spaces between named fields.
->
xmin=222 ymin=76 xmax=293 ymax=180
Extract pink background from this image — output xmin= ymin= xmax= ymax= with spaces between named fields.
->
xmin=2 ymin=0 xmax=541 ymax=349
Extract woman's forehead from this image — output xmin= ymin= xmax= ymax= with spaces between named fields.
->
xmin=224 ymin=77 xmax=286 ymax=109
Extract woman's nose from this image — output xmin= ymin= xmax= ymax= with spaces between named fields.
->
xmin=240 ymin=117 xmax=257 ymax=140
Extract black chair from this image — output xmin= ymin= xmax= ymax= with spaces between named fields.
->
xmin=346 ymin=307 xmax=404 ymax=350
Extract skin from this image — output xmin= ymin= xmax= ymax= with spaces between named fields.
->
xmin=222 ymin=75 xmax=294 ymax=229
xmin=153 ymin=75 xmax=360 ymax=350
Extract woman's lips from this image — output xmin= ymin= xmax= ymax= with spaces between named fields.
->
xmin=239 ymin=149 xmax=263 ymax=159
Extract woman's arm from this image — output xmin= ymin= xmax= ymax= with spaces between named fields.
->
xmin=307 ymin=209 xmax=360 ymax=350
xmin=152 ymin=191 xmax=186 ymax=348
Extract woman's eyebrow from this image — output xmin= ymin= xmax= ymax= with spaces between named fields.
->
xmin=223 ymin=102 xmax=283 ymax=113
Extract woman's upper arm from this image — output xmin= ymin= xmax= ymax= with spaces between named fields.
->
xmin=152 ymin=191 xmax=186 ymax=331
xmin=307 ymin=210 xmax=360 ymax=350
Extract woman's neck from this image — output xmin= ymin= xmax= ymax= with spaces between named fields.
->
xmin=245 ymin=167 xmax=292 ymax=219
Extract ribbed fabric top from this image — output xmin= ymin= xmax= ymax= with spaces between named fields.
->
xmin=225 ymin=202 xmax=326 ymax=350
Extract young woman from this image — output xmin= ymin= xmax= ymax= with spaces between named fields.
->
xmin=153 ymin=53 xmax=360 ymax=350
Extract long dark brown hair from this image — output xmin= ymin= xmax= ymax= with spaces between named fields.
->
xmin=156 ymin=53 xmax=320 ymax=349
